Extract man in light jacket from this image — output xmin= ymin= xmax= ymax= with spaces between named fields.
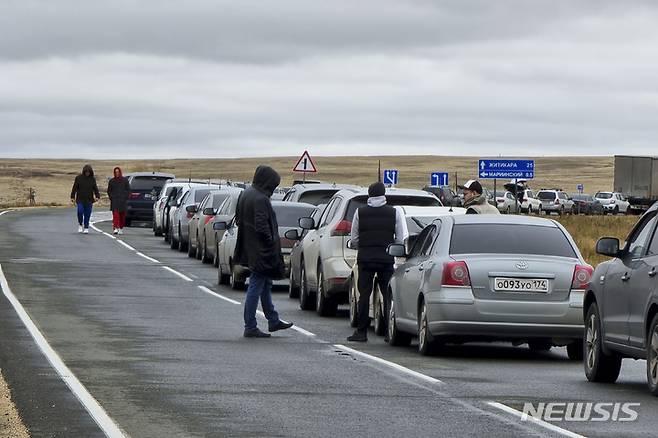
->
xmin=460 ymin=180 xmax=500 ymax=215
xmin=347 ymin=182 xmax=408 ymax=343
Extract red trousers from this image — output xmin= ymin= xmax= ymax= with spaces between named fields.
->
xmin=112 ymin=210 xmax=126 ymax=229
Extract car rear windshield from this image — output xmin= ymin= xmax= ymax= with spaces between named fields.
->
xmin=130 ymin=176 xmax=170 ymax=191
xmin=537 ymin=191 xmax=557 ymax=200
xmin=273 ymin=205 xmax=316 ymax=227
xmin=596 ymin=192 xmax=613 ymax=199
xmin=298 ymin=190 xmax=340 ymax=206
xmin=344 ymin=195 xmax=440 ymax=221
xmin=450 ymin=224 xmax=577 ymax=258
xmin=572 ymin=195 xmax=591 ymax=201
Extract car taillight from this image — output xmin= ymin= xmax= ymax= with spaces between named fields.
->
xmin=555 ymin=199 xmax=560 ymax=205
xmin=497 ymin=199 xmax=504 ymax=203
xmin=523 ymin=197 xmax=528 ymax=202
xmin=331 ymin=220 xmax=352 ymax=237
xmin=442 ymin=261 xmax=471 ymax=287
xmin=571 ymin=264 xmax=594 ymax=289
xmin=129 ymin=192 xmax=141 ymax=199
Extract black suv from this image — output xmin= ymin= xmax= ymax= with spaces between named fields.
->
xmin=125 ymin=172 xmax=175 ymax=226
xmin=585 ymin=202 xmax=658 ymax=395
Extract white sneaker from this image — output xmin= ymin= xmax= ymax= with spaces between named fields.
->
xmin=78 ymin=225 xmax=83 ymax=233
xmin=113 ymin=228 xmax=119 ymax=234
xmin=118 ymin=229 xmax=124 ymax=235
xmin=83 ymin=228 xmax=89 ymax=234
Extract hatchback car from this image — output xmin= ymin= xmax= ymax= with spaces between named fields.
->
xmin=153 ymin=179 xmax=208 ymax=236
xmin=169 ymin=185 xmax=220 ymax=252
xmin=585 ymin=203 xmax=658 ymax=395
xmin=296 ymin=187 xmax=442 ymax=316
xmin=216 ymin=201 xmax=315 ymax=289
xmin=571 ymin=194 xmax=604 ymax=215
xmin=282 ymin=183 xmax=360 ymax=206
xmin=125 ymin=172 xmax=175 ymax=225
xmin=594 ymin=191 xmax=630 ymax=215
xmin=495 ymin=191 xmax=519 ymax=214
xmin=386 ymin=215 xmax=590 ymax=358
xmin=187 ymin=189 xmax=240 ymax=262
xmin=537 ymin=189 xmax=575 ymax=215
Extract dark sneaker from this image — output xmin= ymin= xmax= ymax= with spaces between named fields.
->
xmin=244 ymin=328 xmax=271 ymax=338
xmin=269 ymin=321 xmax=294 ymax=332
xmin=347 ymin=331 xmax=367 ymax=342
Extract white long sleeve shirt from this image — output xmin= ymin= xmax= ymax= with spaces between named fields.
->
xmin=349 ymin=196 xmax=409 ymax=249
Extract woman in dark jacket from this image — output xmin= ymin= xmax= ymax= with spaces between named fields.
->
xmin=70 ymin=164 xmax=100 ymax=234
xmin=107 ymin=167 xmax=130 ymax=235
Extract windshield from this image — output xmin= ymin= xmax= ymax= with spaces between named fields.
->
xmin=595 ymin=192 xmax=613 ymax=199
xmin=273 ymin=205 xmax=316 ymax=227
xmin=345 ymin=195 xmax=441 ymax=221
xmin=450 ymin=224 xmax=577 ymax=258
xmin=130 ymin=176 xmax=170 ymax=192
xmin=298 ymin=190 xmax=340 ymax=206
xmin=537 ymin=191 xmax=557 ymax=200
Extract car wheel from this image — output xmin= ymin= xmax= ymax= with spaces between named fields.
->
xmin=218 ymin=253 xmax=230 ymax=285
xmin=388 ymin=293 xmax=411 ymax=347
xmin=585 ymin=303 xmax=622 ymax=383
xmin=170 ymin=224 xmax=178 ymax=249
xmin=528 ymin=339 xmax=552 ymax=352
xmin=349 ymin=276 xmax=358 ymax=328
xmin=178 ymin=225 xmax=187 ymax=252
xmin=125 ymin=219 xmax=132 ymax=227
xmin=418 ymin=299 xmax=440 ymax=356
xmin=373 ymin=285 xmax=386 ymax=336
xmin=528 ymin=206 xmax=533 ymax=215
xmin=229 ymin=261 xmax=245 ymax=290
xmin=613 ymin=206 xmax=619 ymax=215
xmin=316 ymin=265 xmax=337 ymax=317
xmin=647 ymin=314 xmax=658 ymax=396
xmin=213 ymin=238 xmax=220 ymax=268
xmin=187 ymin=230 xmax=199 ymax=258
xmin=288 ymin=266 xmax=300 ymax=299
xmin=201 ymin=234 xmax=210 ymax=263
xmin=567 ymin=339 xmax=584 ymax=361
xmin=558 ymin=207 xmax=564 ymax=216
xmin=506 ymin=206 xmax=511 ymax=214
xmin=299 ymin=261 xmax=315 ymax=310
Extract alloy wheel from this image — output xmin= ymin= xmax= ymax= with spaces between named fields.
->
xmin=650 ymin=325 xmax=658 ymax=386
xmin=586 ymin=313 xmax=598 ymax=371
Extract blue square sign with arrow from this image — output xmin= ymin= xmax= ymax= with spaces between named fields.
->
xmin=383 ymin=169 xmax=398 ymax=185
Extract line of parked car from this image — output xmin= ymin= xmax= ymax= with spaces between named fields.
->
xmin=116 ymin=173 xmax=656 ymax=395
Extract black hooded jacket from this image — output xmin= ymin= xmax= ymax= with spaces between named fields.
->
xmin=70 ymin=164 xmax=100 ymax=204
xmin=233 ymin=166 xmax=284 ymax=279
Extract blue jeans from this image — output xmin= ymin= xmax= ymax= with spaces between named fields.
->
xmin=77 ymin=202 xmax=93 ymax=228
xmin=244 ymin=271 xmax=280 ymax=330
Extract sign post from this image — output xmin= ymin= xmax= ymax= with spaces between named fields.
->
xmin=430 ymin=172 xmax=449 ymax=187
xmin=293 ymin=150 xmax=318 ymax=183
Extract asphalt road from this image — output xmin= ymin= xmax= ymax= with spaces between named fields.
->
xmin=1 ymin=208 xmax=657 ymax=438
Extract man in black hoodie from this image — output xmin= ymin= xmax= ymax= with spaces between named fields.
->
xmin=234 ymin=165 xmax=294 ymax=338
xmin=70 ymin=164 xmax=100 ymax=234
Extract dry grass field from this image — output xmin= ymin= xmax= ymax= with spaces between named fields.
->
xmin=0 ymin=156 xmax=612 ymax=207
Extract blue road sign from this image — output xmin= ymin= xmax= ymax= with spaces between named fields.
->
xmin=383 ymin=169 xmax=399 ymax=185
xmin=577 ymin=184 xmax=584 ymax=192
xmin=431 ymin=172 xmax=449 ymax=186
xmin=478 ymin=159 xmax=534 ymax=179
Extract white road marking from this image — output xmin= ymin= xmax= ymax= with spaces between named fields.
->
xmin=162 ymin=266 xmax=193 ymax=282
xmin=290 ymin=325 xmax=317 ymax=337
xmin=487 ymin=401 xmax=586 ymax=438
xmin=333 ymin=344 xmax=443 ymax=385
xmin=198 ymin=285 xmax=241 ymax=305
xmin=116 ymin=240 xmax=135 ymax=251
xmin=135 ymin=252 xmax=160 ymax=263
xmin=0 ymin=210 xmax=12 ymax=216
xmin=0 ymin=264 xmax=126 ymax=438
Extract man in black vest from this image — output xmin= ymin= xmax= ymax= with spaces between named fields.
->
xmin=347 ymin=182 xmax=408 ymax=342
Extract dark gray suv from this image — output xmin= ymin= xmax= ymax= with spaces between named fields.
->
xmin=585 ymin=202 xmax=658 ymax=395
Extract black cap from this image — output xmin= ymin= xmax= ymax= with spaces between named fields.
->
xmin=458 ymin=179 xmax=483 ymax=194
xmin=368 ymin=181 xmax=386 ymax=197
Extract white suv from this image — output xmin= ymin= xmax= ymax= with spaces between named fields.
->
xmin=594 ymin=191 xmax=630 ymax=215
xmin=519 ymin=189 xmax=542 ymax=214
xmin=296 ymin=187 xmax=441 ymax=316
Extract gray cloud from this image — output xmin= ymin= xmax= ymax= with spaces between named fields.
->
xmin=1 ymin=0 xmax=658 ymax=158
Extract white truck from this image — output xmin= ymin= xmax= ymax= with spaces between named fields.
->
xmin=614 ymin=155 xmax=658 ymax=214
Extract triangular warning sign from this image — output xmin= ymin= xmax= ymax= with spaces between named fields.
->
xmin=293 ymin=150 xmax=318 ymax=173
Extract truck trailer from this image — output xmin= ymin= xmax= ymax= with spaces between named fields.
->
xmin=614 ymin=155 xmax=658 ymax=213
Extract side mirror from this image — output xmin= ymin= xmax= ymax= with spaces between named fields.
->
xmin=387 ymin=243 xmax=407 ymax=257
xmin=299 ymin=217 xmax=315 ymax=230
xmin=284 ymin=229 xmax=300 ymax=240
xmin=186 ymin=205 xmax=198 ymax=213
xmin=213 ymin=221 xmax=228 ymax=231
xmin=596 ymin=237 xmax=620 ymax=258
xmin=203 ymin=207 xmax=215 ymax=216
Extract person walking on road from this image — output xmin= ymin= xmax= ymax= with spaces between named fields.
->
xmin=107 ymin=166 xmax=130 ymax=235
xmin=459 ymin=180 xmax=500 ymax=215
xmin=234 ymin=165 xmax=294 ymax=338
xmin=347 ymin=182 xmax=409 ymax=343
xmin=70 ymin=164 xmax=100 ymax=234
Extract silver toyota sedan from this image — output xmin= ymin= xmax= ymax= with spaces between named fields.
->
xmin=386 ymin=215 xmax=592 ymax=358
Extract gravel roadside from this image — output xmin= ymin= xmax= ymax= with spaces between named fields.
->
xmin=0 ymin=369 xmax=29 ymax=438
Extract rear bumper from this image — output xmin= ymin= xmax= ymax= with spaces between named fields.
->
xmin=322 ymin=255 xmax=351 ymax=299
xmin=602 ymin=204 xmax=617 ymax=211
xmin=425 ymin=288 xmax=584 ymax=340
xmin=126 ymin=204 xmax=155 ymax=220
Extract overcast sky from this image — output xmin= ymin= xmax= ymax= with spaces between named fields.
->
xmin=1 ymin=0 xmax=658 ymax=158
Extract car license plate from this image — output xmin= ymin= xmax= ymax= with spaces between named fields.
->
xmin=494 ymin=277 xmax=548 ymax=293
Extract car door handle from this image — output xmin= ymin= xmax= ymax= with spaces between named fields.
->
xmin=649 ymin=268 xmax=657 ymax=278
xmin=621 ymin=273 xmax=630 ymax=282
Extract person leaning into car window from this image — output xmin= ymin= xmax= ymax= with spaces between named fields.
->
xmin=347 ymin=181 xmax=409 ymax=343
xmin=460 ymin=180 xmax=500 ymax=215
